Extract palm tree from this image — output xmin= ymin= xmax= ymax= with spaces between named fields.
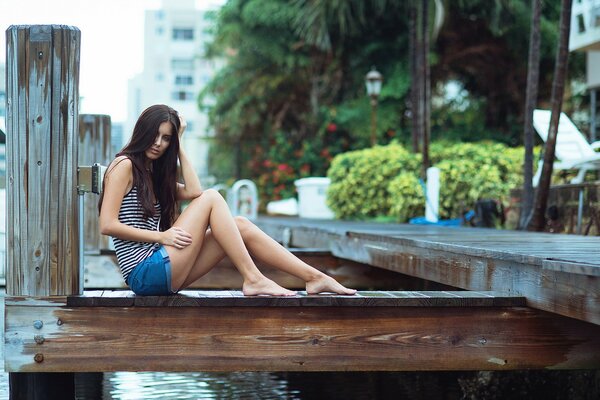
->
xmin=528 ymin=0 xmax=573 ymax=231
xmin=519 ymin=0 xmax=542 ymax=230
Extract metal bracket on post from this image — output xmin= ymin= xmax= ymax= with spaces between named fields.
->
xmin=77 ymin=163 xmax=107 ymax=195
xmin=76 ymin=164 xmax=107 ymax=292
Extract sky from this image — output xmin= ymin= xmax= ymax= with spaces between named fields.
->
xmin=0 ymin=0 xmax=222 ymax=123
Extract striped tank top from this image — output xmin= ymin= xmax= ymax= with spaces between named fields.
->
xmin=113 ymin=186 xmax=161 ymax=282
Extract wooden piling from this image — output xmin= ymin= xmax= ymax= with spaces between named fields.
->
xmin=5 ymin=24 xmax=81 ymax=399
xmin=78 ymin=114 xmax=111 ymax=252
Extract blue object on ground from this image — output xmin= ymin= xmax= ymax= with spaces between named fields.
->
xmin=409 ymin=216 xmax=462 ymax=226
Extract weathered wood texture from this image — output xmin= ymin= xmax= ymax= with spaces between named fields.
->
xmin=65 ymin=289 xmax=526 ymax=307
xmin=5 ymin=25 xmax=81 ymax=296
xmin=78 ymin=114 xmax=111 ymax=252
xmin=4 ymin=294 xmax=599 ymax=372
xmin=255 ymin=218 xmax=600 ymax=325
xmin=83 ymin=249 xmax=434 ymax=290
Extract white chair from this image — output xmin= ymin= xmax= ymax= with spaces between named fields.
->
xmin=532 ymin=109 xmax=600 ymax=185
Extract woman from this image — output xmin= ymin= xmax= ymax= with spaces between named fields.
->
xmin=99 ymin=104 xmax=356 ymax=297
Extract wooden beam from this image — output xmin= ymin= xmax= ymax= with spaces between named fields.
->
xmin=6 ymin=25 xmax=81 ymax=296
xmin=5 ymin=292 xmax=600 ymax=373
xmin=5 ymin=24 xmax=81 ymax=399
xmin=78 ymin=114 xmax=111 ymax=253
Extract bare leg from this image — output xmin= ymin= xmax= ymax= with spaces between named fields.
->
xmin=235 ymin=217 xmax=356 ymax=295
xmin=165 ymin=189 xmax=295 ymax=296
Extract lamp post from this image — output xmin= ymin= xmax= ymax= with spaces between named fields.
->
xmin=365 ymin=67 xmax=383 ymax=146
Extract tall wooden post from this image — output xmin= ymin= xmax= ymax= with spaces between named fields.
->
xmin=6 ymin=24 xmax=80 ymax=399
xmin=78 ymin=114 xmax=111 ymax=252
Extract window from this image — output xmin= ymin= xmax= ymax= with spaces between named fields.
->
xmin=172 ymin=28 xmax=194 ymax=41
xmin=172 ymin=91 xmax=194 ymax=101
xmin=593 ymin=6 xmax=600 ymax=27
xmin=156 ymin=10 xmax=164 ymax=20
xmin=577 ymin=14 xmax=586 ymax=33
xmin=156 ymin=73 xmax=164 ymax=82
xmin=171 ymin=59 xmax=194 ymax=70
xmin=175 ymin=75 xmax=193 ymax=85
xmin=156 ymin=26 xmax=164 ymax=36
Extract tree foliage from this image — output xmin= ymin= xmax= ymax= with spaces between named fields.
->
xmin=201 ymin=0 xmax=584 ymax=184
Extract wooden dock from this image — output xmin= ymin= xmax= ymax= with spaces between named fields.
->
xmin=255 ymin=217 xmax=600 ymax=326
xmin=6 ymin=290 xmax=600 ymax=372
xmin=3 ymin=26 xmax=600 ymax=397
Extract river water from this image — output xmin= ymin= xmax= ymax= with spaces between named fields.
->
xmin=0 ymin=368 xmax=599 ymax=399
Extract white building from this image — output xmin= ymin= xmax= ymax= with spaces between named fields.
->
xmin=0 ymin=63 xmax=6 ymax=182
xmin=127 ymin=0 xmax=220 ymax=179
xmin=0 ymin=63 xmax=5 ymax=139
xmin=570 ymin=0 xmax=600 ymax=141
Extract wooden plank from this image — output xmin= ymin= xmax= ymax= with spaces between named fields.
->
xmin=5 ymin=302 xmax=600 ymax=372
xmin=542 ymin=259 xmax=600 ymax=276
xmin=256 ymin=218 xmax=600 ymax=325
xmin=65 ymin=290 xmax=526 ymax=308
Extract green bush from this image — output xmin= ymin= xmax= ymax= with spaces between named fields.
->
xmin=326 ymin=143 xmax=421 ymax=219
xmin=388 ymin=172 xmax=425 ymax=222
xmin=328 ymin=141 xmax=533 ymax=221
xmin=435 ymin=159 xmax=507 ymax=219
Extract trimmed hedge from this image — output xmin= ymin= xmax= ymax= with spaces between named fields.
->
xmin=327 ymin=141 xmax=532 ymax=221
xmin=327 ymin=143 xmax=420 ymax=219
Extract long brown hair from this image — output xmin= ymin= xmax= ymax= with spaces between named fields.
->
xmin=99 ymin=104 xmax=180 ymax=231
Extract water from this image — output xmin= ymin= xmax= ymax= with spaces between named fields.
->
xmin=1 ymin=362 xmax=599 ymax=399
xmin=101 ymin=372 xmax=298 ymax=399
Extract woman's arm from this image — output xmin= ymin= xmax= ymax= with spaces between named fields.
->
xmin=99 ymin=157 xmax=163 ymax=243
xmin=99 ymin=157 xmax=192 ymax=249
xmin=176 ymin=116 xmax=203 ymax=201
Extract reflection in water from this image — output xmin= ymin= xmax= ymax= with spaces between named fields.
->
xmin=101 ymin=372 xmax=299 ymax=400
xmin=1 ymin=370 xmax=598 ymax=399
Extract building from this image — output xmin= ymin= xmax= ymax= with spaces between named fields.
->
xmin=127 ymin=0 xmax=220 ymax=179
xmin=0 ymin=63 xmax=5 ymax=140
xmin=0 ymin=63 xmax=6 ymax=187
xmin=570 ymin=0 xmax=600 ymax=141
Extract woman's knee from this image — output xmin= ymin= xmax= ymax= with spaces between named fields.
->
xmin=189 ymin=188 xmax=223 ymax=207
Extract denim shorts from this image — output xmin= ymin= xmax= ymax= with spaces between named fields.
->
xmin=127 ymin=246 xmax=176 ymax=296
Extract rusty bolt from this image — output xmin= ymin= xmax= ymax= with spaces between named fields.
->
xmin=34 ymin=335 xmax=45 ymax=345
xmin=34 ymin=354 xmax=44 ymax=363
xmin=33 ymin=320 xmax=43 ymax=330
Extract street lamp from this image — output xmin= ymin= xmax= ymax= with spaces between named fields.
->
xmin=365 ymin=67 xmax=383 ymax=146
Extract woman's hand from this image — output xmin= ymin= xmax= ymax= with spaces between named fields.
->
xmin=161 ymin=226 xmax=193 ymax=249
xmin=178 ymin=115 xmax=187 ymax=138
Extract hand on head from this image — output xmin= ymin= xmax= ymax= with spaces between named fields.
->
xmin=178 ymin=114 xmax=187 ymax=138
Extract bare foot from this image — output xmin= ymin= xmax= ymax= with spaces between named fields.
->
xmin=243 ymin=278 xmax=297 ymax=296
xmin=306 ymin=275 xmax=357 ymax=295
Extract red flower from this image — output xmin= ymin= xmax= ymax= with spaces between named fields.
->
xmin=326 ymin=123 xmax=337 ymax=133
xmin=277 ymin=163 xmax=289 ymax=171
